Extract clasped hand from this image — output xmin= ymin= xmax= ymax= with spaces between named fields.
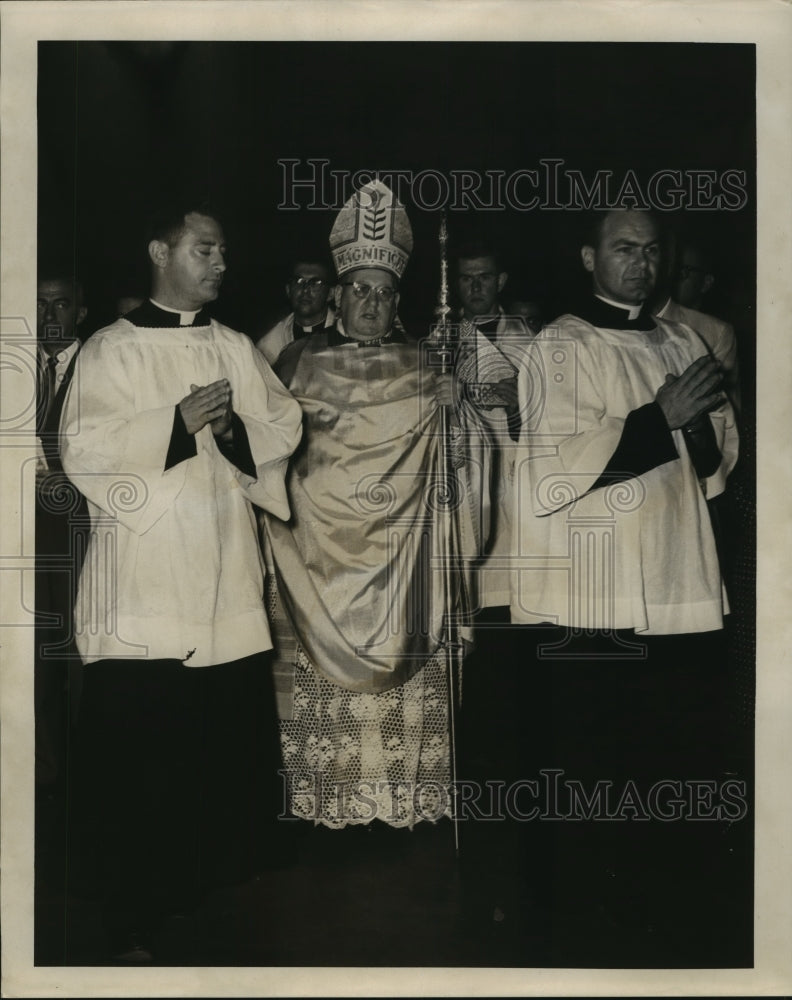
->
xmin=655 ymin=356 xmax=724 ymax=430
xmin=432 ymin=373 xmax=518 ymax=411
xmin=179 ymin=379 xmax=233 ymax=438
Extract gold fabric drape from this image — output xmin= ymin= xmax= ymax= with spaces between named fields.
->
xmin=266 ymin=339 xmax=466 ymax=693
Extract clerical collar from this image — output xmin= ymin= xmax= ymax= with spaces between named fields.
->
xmin=124 ymin=299 xmax=212 ymax=328
xmin=150 ymin=298 xmax=202 ymax=325
xmin=294 ymin=319 xmax=327 ymax=339
xmin=575 ymin=295 xmax=657 ymax=332
xmin=327 ymin=318 xmax=407 ymax=348
xmin=595 ymin=294 xmax=643 ymax=320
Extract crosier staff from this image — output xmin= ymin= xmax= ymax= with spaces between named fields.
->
xmin=433 ymin=212 xmax=465 ymax=855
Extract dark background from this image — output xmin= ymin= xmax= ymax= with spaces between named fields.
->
xmin=36 ymin=40 xmax=757 ymax=968
xmin=38 ymin=41 xmax=755 ymax=345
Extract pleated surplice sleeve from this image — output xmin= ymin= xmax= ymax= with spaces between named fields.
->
xmin=210 ymin=325 xmax=303 ymax=521
xmin=60 ymin=326 xmax=195 ymax=536
xmin=517 ymin=324 xmax=678 ymax=518
xmin=59 ymin=318 xmax=303 ymax=666
xmin=61 ymin=322 xmax=302 ymax=534
xmin=511 ymin=316 xmax=736 ymax=634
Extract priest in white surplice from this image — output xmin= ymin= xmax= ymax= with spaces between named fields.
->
xmin=61 ymin=204 xmax=302 ymax=962
xmin=502 ymin=208 xmax=739 ymax=938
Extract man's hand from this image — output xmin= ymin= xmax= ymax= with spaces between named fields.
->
xmin=464 ymin=377 xmax=519 ymax=412
xmin=179 ymin=379 xmax=233 ymax=437
xmin=433 ymin=373 xmax=458 ymax=409
xmin=655 ymin=357 xmax=724 ymax=430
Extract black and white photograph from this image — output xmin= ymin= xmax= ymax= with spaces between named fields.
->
xmin=1 ymin=1 xmax=791 ymax=996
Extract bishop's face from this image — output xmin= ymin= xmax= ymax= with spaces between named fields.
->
xmin=335 ymin=268 xmax=399 ymax=342
xmin=582 ymin=211 xmax=660 ymax=307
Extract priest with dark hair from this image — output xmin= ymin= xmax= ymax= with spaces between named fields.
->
xmin=61 ymin=203 xmax=302 ymax=963
xmin=504 ymin=207 xmax=739 ymax=947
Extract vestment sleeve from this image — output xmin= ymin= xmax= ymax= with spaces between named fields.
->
xmin=715 ymin=322 xmax=738 ymax=379
xmin=164 ymin=405 xmax=198 ymax=470
xmin=699 ymin=398 xmax=739 ymax=500
xmin=683 ymin=318 xmax=742 ymax=413
xmin=663 ymin=319 xmax=740 ymax=492
xmin=221 ymin=337 xmax=303 ymax=519
xmin=716 ymin=323 xmax=741 ymax=414
xmin=212 ymin=413 xmax=256 ymax=477
xmin=678 ymin=416 xmax=721 ymax=479
xmin=272 ymin=336 xmax=310 ymax=389
xmin=255 ymin=319 xmax=290 ymax=367
xmin=588 ymin=402 xmax=679 ymax=492
xmin=518 ymin=334 xmax=679 ymax=517
xmin=718 ymin=323 xmax=741 ymax=412
xmin=60 ymin=335 xmax=192 ymax=535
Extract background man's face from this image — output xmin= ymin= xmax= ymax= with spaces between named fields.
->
xmin=583 ymin=211 xmax=660 ymax=306
xmin=457 ymin=256 xmax=507 ymax=319
xmin=287 ymin=262 xmax=332 ymax=324
xmin=37 ymin=278 xmax=86 ymax=346
xmin=162 ymin=212 xmax=227 ymax=309
xmin=673 ymin=246 xmax=714 ymax=309
xmin=335 ymin=267 xmax=398 ymax=342
xmin=509 ymin=299 xmax=543 ymax=335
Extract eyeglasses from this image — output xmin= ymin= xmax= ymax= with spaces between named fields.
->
xmin=342 ymin=281 xmax=397 ymax=303
xmin=291 ymin=276 xmax=327 ymax=289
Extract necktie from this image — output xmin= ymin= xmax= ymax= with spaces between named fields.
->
xmin=36 ymin=353 xmax=57 ymax=436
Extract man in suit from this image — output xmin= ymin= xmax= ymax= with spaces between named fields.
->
xmin=36 ymin=274 xmax=86 ymax=466
xmin=35 ymin=271 xmax=88 ymax=788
